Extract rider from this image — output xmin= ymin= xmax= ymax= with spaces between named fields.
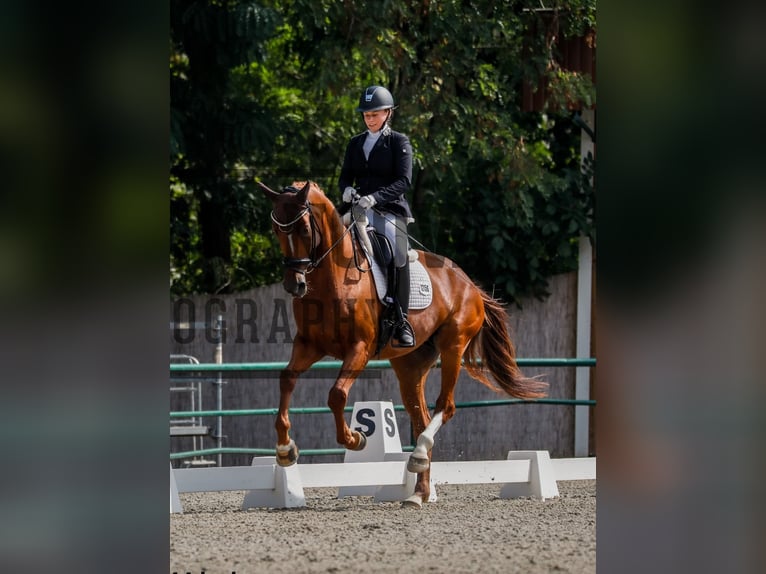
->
xmin=338 ymin=85 xmax=415 ymax=347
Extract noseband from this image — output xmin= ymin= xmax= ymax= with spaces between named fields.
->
xmin=270 ymin=203 xmax=319 ymax=274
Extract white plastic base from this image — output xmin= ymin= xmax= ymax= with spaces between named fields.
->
xmin=241 ymin=457 xmax=305 ymax=509
xmin=171 ymin=451 xmax=592 ymax=512
xmin=499 ymin=451 xmax=560 ymax=500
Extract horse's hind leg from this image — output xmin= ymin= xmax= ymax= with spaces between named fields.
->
xmin=408 ymin=318 xmax=482 ymax=474
xmin=390 ymin=344 xmax=440 ymax=506
xmin=275 ymin=339 xmax=323 ymax=467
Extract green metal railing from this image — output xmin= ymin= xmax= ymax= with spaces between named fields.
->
xmin=170 ymin=397 xmax=596 ymax=420
xmin=169 ymin=357 xmax=596 ymax=373
xmin=170 ymin=358 xmax=596 ymax=461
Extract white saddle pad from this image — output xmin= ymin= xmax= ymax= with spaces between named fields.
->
xmin=369 ymin=252 xmax=433 ymax=310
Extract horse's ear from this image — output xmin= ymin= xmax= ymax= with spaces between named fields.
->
xmin=297 ymin=180 xmax=311 ymax=202
xmin=257 ymin=180 xmax=281 ymax=202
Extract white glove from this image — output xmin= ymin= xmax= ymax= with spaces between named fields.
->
xmin=342 ymin=186 xmax=356 ymax=203
xmin=357 ymin=194 xmax=377 ymax=209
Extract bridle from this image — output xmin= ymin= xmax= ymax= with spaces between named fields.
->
xmin=270 ymin=200 xmax=352 ymax=275
xmin=270 ymin=203 xmax=317 ymax=274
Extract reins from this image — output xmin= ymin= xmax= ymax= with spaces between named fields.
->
xmin=271 ymin=193 xmax=430 ymax=277
xmin=270 ymin=201 xmax=354 ymax=275
xmin=349 ymin=207 xmax=372 ymax=272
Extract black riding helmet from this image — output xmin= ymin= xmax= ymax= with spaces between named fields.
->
xmin=355 ymin=85 xmax=396 ymax=112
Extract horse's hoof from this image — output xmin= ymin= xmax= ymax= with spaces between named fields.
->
xmin=275 ymin=441 xmax=299 ymax=467
xmin=407 ymin=455 xmax=430 ymax=474
xmin=401 ymin=494 xmax=423 ymax=509
xmin=348 ymin=431 xmax=367 ymax=451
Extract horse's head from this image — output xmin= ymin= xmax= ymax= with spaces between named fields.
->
xmin=259 ymin=180 xmax=318 ymax=298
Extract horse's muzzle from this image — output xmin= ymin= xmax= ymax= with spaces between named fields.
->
xmin=283 ymin=271 xmax=307 ymax=298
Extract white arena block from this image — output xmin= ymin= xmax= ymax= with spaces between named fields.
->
xmin=551 ymin=457 xmax=596 ymax=481
xmin=301 ymin=461 xmax=409 ymax=488
xmin=170 ymin=463 xmax=183 ymax=514
xmin=169 ymin=452 xmax=595 ymax=513
xmin=242 ymin=460 xmax=415 ymax=509
xmin=431 ymin=459 xmax=532 ymax=485
xmin=339 ymin=401 xmax=404 ymax=498
xmin=174 ymin=463 xmax=277 ymax=492
xmin=241 ymin=457 xmax=305 ymax=509
xmin=499 ymin=451 xmax=560 ymax=500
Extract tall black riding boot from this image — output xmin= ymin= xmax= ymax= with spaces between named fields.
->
xmin=393 ymin=262 xmax=415 ymax=347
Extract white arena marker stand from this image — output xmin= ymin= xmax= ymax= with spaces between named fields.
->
xmin=338 ymin=401 xmax=404 ymax=498
xmin=344 ymin=401 xmax=404 ymax=461
xmin=170 ymin=463 xmax=183 ymax=514
xmin=241 ymin=457 xmax=306 ymax=509
xmin=170 ymin=453 xmax=592 ymax=512
xmin=499 ymin=451 xmax=559 ymax=500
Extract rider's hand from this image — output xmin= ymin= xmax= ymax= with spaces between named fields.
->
xmin=357 ymin=195 xmax=376 ymax=210
xmin=342 ymin=186 xmax=356 ymax=203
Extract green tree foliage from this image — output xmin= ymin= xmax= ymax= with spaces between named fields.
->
xmin=170 ymin=0 xmax=281 ymax=293
xmin=170 ymin=0 xmax=596 ymax=303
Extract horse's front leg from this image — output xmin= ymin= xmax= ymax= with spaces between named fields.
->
xmin=275 ymin=339 xmax=323 ymax=467
xmin=327 ymin=350 xmax=369 ymax=451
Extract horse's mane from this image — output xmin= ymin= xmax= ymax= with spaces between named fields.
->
xmin=292 ymin=180 xmax=344 ymax=224
xmin=291 ymin=180 xmax=326 ymax=204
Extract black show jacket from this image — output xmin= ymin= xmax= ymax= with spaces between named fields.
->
xmin=338 ymin=129 xmax=413 ymax=218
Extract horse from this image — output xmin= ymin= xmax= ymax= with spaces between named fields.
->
xmin=259 ymin=180 xmax=547 ymax=507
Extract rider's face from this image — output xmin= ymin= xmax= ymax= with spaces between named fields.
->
xmin=362 ymin=109 xmax=389 ymax=133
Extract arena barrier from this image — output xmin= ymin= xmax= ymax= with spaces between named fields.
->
xmin=169 ymin=357 xmax=597 ymax=463
xmin=170 ymin=401 xmax=596 ymax=513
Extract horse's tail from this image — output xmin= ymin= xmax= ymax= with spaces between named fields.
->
xmin=463 ymin=290 xmax=548 ymax=399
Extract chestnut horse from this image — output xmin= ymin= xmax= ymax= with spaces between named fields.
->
xmin=260 ymin=180 xmax=546 ymax=507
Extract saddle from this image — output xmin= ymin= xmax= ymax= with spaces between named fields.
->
xmin=364 ymin=229 xmax=397 ymax=306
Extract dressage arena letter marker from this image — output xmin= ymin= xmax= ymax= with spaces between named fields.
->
xmin=338 ymin=401 xmax=403 ymax=498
